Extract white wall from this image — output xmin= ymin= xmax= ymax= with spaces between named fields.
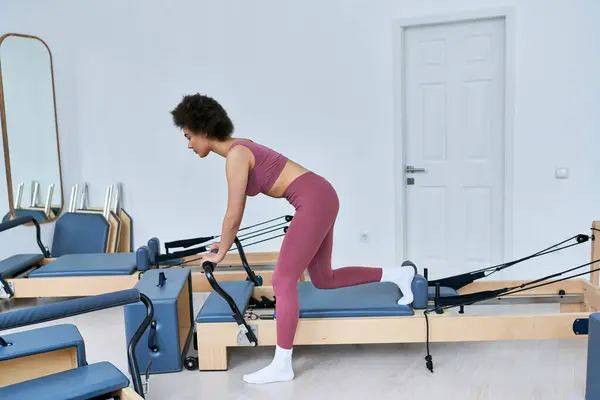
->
xmin=1 ymin=0 xmax=599 ymax=280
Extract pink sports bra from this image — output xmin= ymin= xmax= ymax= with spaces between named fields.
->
xmin=230 ymin=140 xmax=288 ymax=196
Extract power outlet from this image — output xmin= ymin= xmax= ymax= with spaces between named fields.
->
xmin=360 ymin=231 xmax=369 ymax=243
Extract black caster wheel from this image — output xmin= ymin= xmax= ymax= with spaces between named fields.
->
xmin=185 ymin=356 xmax=198 ymax=371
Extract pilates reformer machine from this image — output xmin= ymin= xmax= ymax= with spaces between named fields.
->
xmin=0 ymin=214 xmax=292 ymax=299
xmin=0 ymin=288 xmax=153 ymax=399
xmin=181 ymin=222 xmax=600 ymax=374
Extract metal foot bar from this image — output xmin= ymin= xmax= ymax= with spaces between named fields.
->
xmin=0 ymin=215 xmax=50 ymax=257
xmin=128 ymin=293 xmax=154 ymax=397
xmin=234 ymin=237 xmax=260 ymax=286
xmin=202 ymin=260 xmax=258 ymax=346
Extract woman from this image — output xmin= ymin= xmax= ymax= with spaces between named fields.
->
xmin=170 ymin=93 xmax=416 ymax=384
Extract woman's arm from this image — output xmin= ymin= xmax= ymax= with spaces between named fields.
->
xmin=214 ymin=146 xmax=250 ymax=262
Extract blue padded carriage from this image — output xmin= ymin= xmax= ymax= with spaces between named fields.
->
xmin=196 ymin=274 xmax=431 ymax=324
xmin=28 ymin=253 xmax=140 ymax=278
xmin=20 ymin=246 xmax=150 ymax=279
xmin=296 ymin=281 xmax=415 ymax=318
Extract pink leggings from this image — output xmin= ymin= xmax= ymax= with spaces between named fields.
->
xmin=272 ymin=172 xmax=383 ymax=349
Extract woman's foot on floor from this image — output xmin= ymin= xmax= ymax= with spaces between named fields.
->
xmin=243 ymin=346 xmax=295 ymax=384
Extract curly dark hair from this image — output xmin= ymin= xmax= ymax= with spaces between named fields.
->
xmin=170 ymin=93 xmax=234 ymax=140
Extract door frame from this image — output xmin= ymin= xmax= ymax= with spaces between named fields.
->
xmin=392 ymin=7 xmax=516 ymax=266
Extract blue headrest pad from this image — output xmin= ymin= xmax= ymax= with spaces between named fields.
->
xmin=297 ymin=281 xmax=414 ymax=318
xmin=134 ymin=268 xmax=190 ymax=300
xmin=0 ymin=254 xmax=44 ymax=278
xmin=0 ymin=361 xmax=129 ymax=399
xmin=412 ymin=274 xmax=428 ymax=309
xmin=196 ymin=280 xmax=255 ymax=323
xmin=29 ymin=253 xmax=139 ymax=277
xmin=147 ymin=237 xmax=160 ymax=264
xmin=0 ymin=288 xmax=140 ymax=331
xmin=427 ymin=286 xmax=459 ymax=299
xmin=0 ymin=323 xmax=86 ymax=367
xmin=51 ymin=212 xmax=110 ymax=257
xmin=135 ymin=246 xmax=150 ymax=271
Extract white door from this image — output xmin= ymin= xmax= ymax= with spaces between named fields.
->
xmin=403 ymin=17 xmax=506 ymax=280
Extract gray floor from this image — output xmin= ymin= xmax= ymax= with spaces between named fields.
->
xmin=1 ymin=294 xmax=589 ymax=400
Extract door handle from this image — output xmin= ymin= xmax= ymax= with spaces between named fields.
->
xmin=405 ymin=165 xmax=426 ymax=173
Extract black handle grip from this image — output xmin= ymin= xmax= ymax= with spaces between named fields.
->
xmin=0 ymin=215 xmax=50 ymax=257
xmin=148 ymin=320 xmax=158 ymax=352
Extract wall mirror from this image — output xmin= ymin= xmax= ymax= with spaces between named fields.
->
xmin=0 ymin=33 xmax=63 ymax=223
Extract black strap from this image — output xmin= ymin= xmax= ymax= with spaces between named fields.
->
xmin=162 ymin=231 xmax=288 ymax=268
xmin=501 ymin=259 xmax=600 ymax=297
xmin=156 ymin=215 xmax=292 ymax=266
xmin=428 ymin=271 xmax=486 ymax=291
xmin=163 ymin=215 xmax=293 ymax=254
xmin=429 ymin=233 xmax=591 ymax=290
xmin=164 ymin=236 xmax=215 ymax=250
xmin=434 ymin=288 xmax=509 ymax=308
xmin=155 ymin=245 xmax=209 ymax=263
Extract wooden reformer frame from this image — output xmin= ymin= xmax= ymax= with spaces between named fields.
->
xmin=194 ymin=221 xmax=600 ymax=371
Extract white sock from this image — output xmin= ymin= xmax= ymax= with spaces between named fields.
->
xmin=381 ymin=263 xmax=416 ymax=305
xmin=243 ymin=345 xmax=294 ymax=384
